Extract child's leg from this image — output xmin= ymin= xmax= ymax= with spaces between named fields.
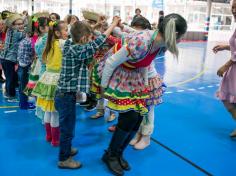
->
xmin=18 ymin=66 xmax=30 ymax=109
xmin=1 ymin=60 xmax=16 ymax=98
xmin=90 ymin=99 xmax=105 ymax=119
xmin=44 ymin=112 xmax=52 ymax=142
xmin=107 ymin=110 xmax=116 ymax=122
xmin=85 ymin=93 xmax=97 ymax=111
xmin=51 ymin=112 xmax=60 ymax=146
xmin=55 ymin=92 xmax=81 ymax=169
xmin=134 ymin=106 xmax=155 ymax=149
xmin=223 ymin=101 xmax=236 ymax=121
xmin=223 ymin=101 xmax=236 ymax=137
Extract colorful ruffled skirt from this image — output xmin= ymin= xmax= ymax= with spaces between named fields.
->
xmin=146 ymin=74 xmax=166 ymax=106
xmin=104 ymin=63 xmax=150 ymax=115
xmin=31 ymin=69 xmax=59 ymax=112
xmin=90 ymin=51 xmax=108 ymax=99
xmin=24 ymin=59 xmax=41 ymax=96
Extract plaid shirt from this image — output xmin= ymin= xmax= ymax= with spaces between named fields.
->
xmin=17 ymin=37 xmax=34 ymax=67
xmin=57 ymin=34 xmax=107 ymax=93
xmin=2 ymin=28 xmax=25 ymax=63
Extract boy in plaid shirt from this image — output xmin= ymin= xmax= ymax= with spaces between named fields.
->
xmin=55 ymin=17 xmax=120 ymax=169
xmin=17 ymin=23 xmax=35 ymax=109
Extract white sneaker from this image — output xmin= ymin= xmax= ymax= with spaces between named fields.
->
xmin=7 ymin=97 xmax=18 ymax=103
xmin=129 ymin=133 xmax=142 ymax=146
xmin=134 ymin=135 xmax=150 ymax=150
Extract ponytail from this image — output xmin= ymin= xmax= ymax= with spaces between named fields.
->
xmin=42 ymin=20 xmax=64 ymax=63
xmin=42 ymin=26 xmax=54 ymax=63
xmin=158 ymin=13 xmax=187 ymax=58
xmin=164 ymin=18 xmax=178 ymax=58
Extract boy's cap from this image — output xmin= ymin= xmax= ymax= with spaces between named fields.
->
xmin=6 ymin=13 xmax=23 ymax=27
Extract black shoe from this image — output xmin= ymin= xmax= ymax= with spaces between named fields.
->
xmin=79 ymin=101 xmax=90 ymax=107
xmin=102 ymin=150 xmax=124 ymax=176
xmin=84 ymin=104 xmax=96 ymax=112
xmin=119 ymin=155 xmax=131 ymax=171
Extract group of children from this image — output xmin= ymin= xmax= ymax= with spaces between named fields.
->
xmin=0 ymin=5 xmax=235 ymax=176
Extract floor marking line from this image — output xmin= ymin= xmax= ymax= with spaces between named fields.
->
xmin=198 ymin=87 xmax=205 ymax=90
xmin=151 ymin=137 xmax=213 ymax=176
xmin=168 ymin=67 xmax=207 ymax=87
xmin=0 ymin=106 xmax=19 ymax=109
xmin=4 ymin=110 xmax=17 ymax=113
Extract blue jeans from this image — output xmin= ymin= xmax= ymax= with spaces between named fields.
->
xmin=1 ymin=60 xmax=18 ymax=97
xmin=55 ymin=92 xmax=76 ymax=161
xmin=18 ymin=65 xmax=30 ymax=108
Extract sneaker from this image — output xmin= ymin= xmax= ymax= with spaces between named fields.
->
xmin=27 ymin=102 xmax=36 ymax=109
xmin=134 ymin=135 xmax=150 ymax=150
xmin=84 ymin=104 xmax=96 ymax=112
xmin=79 ymin=101 xmax=90 ymax=107
xmin=58 ymin=157 xmax=82 ymax=169
xmin=107 ymin=113 xmax=116 ymax=122
xmin=129 ymin=133 xmax=142 ymax=146
xmin=7 ymin=97 xmax=18 ymax=103
xmin=90 ymin=109 xmax=105 ymax=119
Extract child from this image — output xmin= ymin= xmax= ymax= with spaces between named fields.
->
xmin=24 ymin=16 xmax=50 ymax=122
xmin=213 ymin=0 xmax=236 ymax=138
xmin=25 ymin=16 xmax=50 ymax=93
xmin=17 ymin=17 xmax=36 ymax=109
xmin=0 ymin=19 xmax=6 ymax=83
xmin=101 ymin=14 xmax=187 ymax=176
xmin=50 ymin=13 xmax=60 ymax=22
xmin=55 ymin=18 xmax=120 ymax=169
xmin=1 ymin=14 xmax=25 ymax=102
xmin=107 ymin=17 xmax=166 ymax=144
xmin=90 ymin=34 xmax=120 ymax=121
xmin=32 ymin=21 xmax=68 ymax=146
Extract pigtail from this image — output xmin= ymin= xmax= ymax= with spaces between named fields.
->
xmin=164 ymin=18 xmax=178 ymax=58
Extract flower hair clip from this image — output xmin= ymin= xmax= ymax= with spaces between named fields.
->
xmin=49 ymin=21 xmax=58 ymax=27
xmin=32 ymin=16 xmax=39 ymax=28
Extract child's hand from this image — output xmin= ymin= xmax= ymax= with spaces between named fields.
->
xmin=217 ymin=65 xmax=228 ymax=77
xmin=213 ymin=45 xmax=227 ymax=53
xmin=15 ymin=64 xmax=19 ymax=72
xmin=112 ymin=16 xmax=121 ymax=26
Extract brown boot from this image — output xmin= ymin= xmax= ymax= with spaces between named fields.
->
xmin=58 ymin=157 xmax=82 ymax=169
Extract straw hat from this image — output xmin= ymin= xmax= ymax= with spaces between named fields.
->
xmin=32 ymin=12 xmax=50 ymax=18
xmin=82 ymin=10 xmax=104 ymax=22
xmin=5 ymin=13 xmax=23 ymax=27
xmin=25 ymin=15 xmax=32 ymax=33
xmin=1 ymin=10 xmax=12 ymax=20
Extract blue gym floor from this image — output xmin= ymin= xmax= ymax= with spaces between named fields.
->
xmin=0 ymin=42 xmax=235 ymax=176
